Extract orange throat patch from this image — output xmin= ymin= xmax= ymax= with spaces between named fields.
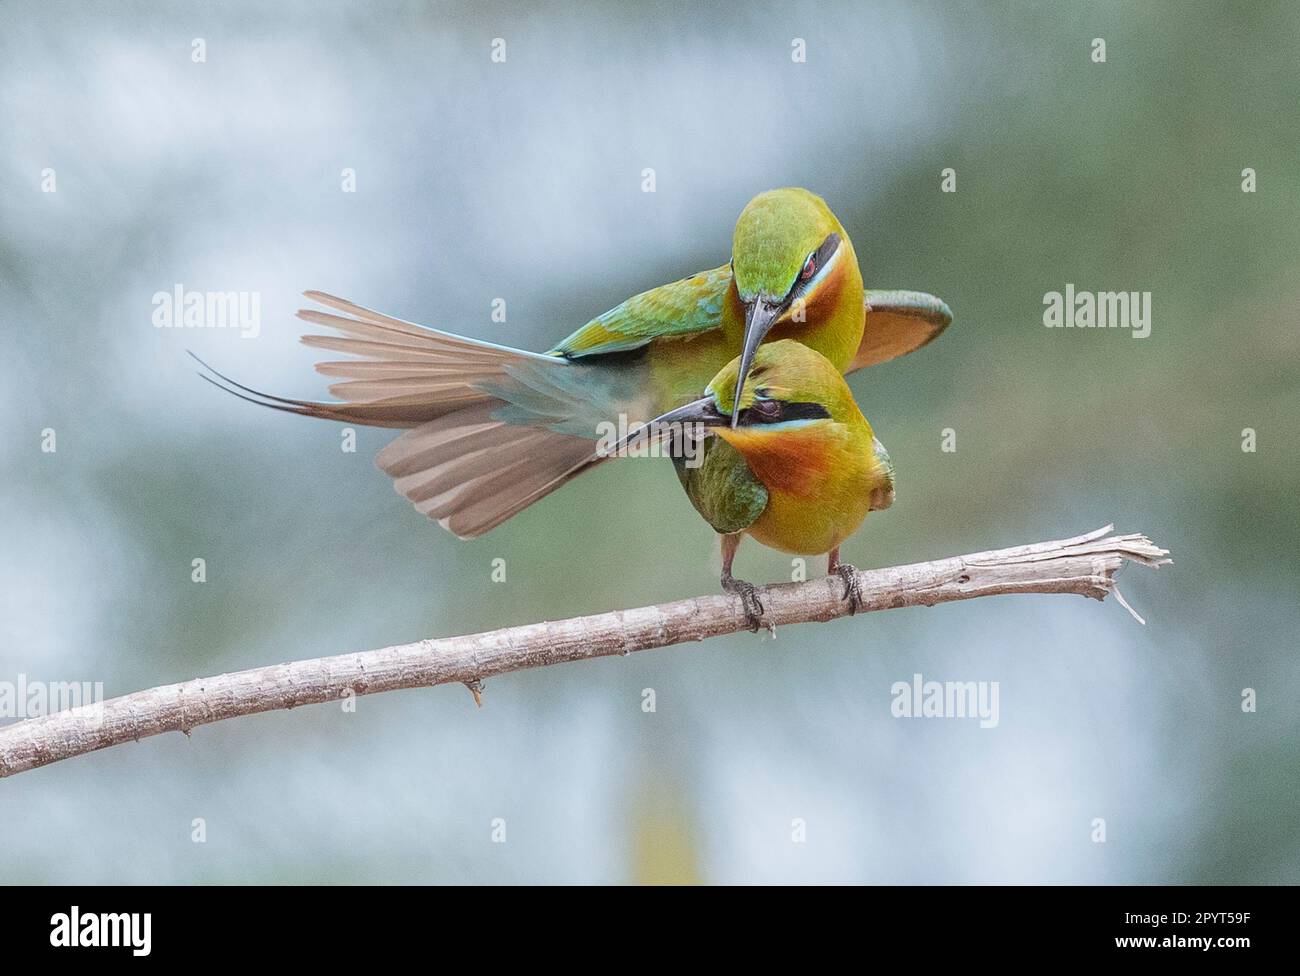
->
xmin=717 ymin=425 xmax=834 ymax=498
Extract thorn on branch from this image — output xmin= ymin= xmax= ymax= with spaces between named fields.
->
xmin=464 ymin=679 xmax=484 ymax=708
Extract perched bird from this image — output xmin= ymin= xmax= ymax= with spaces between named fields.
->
xmin=197 ymin=187 xmax=947 ymax=539
xmin=611 ymin=339 xmax=894 ymax=628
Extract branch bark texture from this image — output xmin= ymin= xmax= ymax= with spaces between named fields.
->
xmin=0 ymin=526 xmax=1169 ymax=778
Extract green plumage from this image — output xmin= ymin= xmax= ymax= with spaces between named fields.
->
xmin=207 ymin=188 xmax=950 ymax=540
xmin=550 ymin=264 xmax=732 ymax=358
xmin=671 ymin=437 xmax=768 ymax=535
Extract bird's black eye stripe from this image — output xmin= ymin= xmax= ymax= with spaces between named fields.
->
xmin=815 ymin=232 xmax=841 ymax=269
xmin=737 ymin=400 xmax=831 ymax=425
xmin=788 ymin=232 xmax=842 ymax=299
xmin=778 ymin=400 xmax=832 ymax=422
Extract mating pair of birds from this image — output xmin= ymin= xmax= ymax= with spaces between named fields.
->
xmin=201 ymin=188 xmax=951 ymax=627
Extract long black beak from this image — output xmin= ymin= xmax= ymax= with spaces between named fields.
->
xmin=599 ymin=396 xmax=728 ymax=458
xmin=732 ymin=296 xmax=781 ymax=427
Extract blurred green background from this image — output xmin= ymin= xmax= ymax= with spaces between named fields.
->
xmin=2 ymin=0 xmax=1297 ymax=883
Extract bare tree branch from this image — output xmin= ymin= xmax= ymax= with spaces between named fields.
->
xmin=0 ymin=525 xmax=1169 ymax=779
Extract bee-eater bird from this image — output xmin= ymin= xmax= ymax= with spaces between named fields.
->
xmin=610 ymin=339 xmax=894 ymax=628
xmin=197 ymin=187 xmax=948 ymax=539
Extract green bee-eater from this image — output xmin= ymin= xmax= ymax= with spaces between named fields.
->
xmin=615 ymin=338 xmax=894 ymax=627
xmin=199 ymin=187 xmax=948 ymax=539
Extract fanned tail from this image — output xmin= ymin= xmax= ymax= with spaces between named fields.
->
xmin=375 ymin=402 xmax=607 ymax=538
xmin=196 ymin=291 xmax=622 ymax=537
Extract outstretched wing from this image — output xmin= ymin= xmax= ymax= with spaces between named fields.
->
xmin=849 ymin=290 xmax=952 ymax=372
xmin=550 ymin=263 xmax=734 ymax=358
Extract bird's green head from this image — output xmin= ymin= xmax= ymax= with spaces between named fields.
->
xmin=731 ymin=188 xmax=844 ymax=304
xmin=729 ymin=188 xmax=853 ymax=426
xmin=706 ymin=339 xmax=856 ymax=426
xmin=601 ymin=341 xmax=864 ymax=462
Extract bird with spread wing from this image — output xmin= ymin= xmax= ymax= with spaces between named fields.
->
xmin=197 ymin=188 xmax=950 ymax=548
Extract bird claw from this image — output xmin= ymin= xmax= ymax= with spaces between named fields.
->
xmin=722 ymin=572 xmax=766 ymax=633
xmin=835 ymin=563 xmax=863 ymax=615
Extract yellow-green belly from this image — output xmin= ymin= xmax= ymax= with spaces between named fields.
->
xmin=745 ymin=477 xmax=875 ymax=555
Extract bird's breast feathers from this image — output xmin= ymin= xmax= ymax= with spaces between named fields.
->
xmin=721 ymin=423 xmax=888 ymax=555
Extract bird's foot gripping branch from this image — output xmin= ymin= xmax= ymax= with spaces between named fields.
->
xmin=0 ymin=525 xmax=1168 ymax=779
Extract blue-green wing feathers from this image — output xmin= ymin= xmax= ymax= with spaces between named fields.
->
xmin=549 ymin=264 xmax=732 ymax=359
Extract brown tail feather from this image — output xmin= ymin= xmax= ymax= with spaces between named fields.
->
xmin=299 ymin=333 xmax=506 ymax=368
xmin=376 ymin=402 xmax=605 ymax=538
xmin=198 ymin=291 xmax=605 ymax=535
xmin=314 ymin=360 xmax=504 ymax=380
xmin=288 ymin=291 xmax=571 ymax=426
xmin=197 ymin=292 xmax=573 ymax=428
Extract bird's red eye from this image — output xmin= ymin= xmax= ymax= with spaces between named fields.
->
xmin=752 ymin=398 xmax=781 ymax=419
xmin=800 ymin=254 xmax=816 ymax=281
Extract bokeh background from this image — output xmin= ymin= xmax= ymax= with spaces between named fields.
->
xmin=2 ymin=0 xmax=1297 ymax=884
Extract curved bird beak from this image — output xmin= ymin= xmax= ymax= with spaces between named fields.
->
xmin=732 ymin=296 xmax=780 ymax=427
xmin=599 ymin=396 xmax=728 ymax=458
